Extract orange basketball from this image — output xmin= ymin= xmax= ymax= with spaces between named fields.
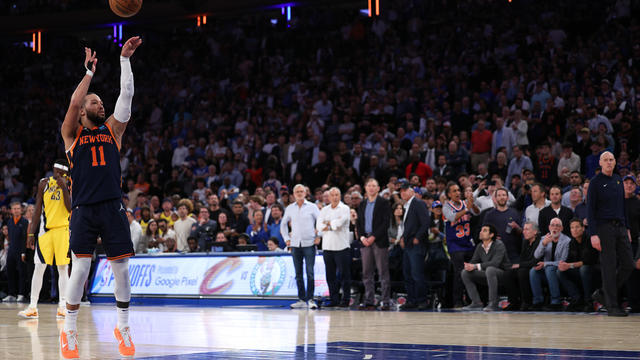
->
xmin=109 ymin=0 xmax=142 ymax=18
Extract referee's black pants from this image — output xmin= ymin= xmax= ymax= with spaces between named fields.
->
xmin=597 ymin=220 xmax=635 ymax=309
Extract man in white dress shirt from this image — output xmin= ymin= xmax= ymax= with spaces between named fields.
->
xmin=316 ymin=187 xmax=351 ymax=307
xmin=281 ymin=184 xmax=321 ymax=309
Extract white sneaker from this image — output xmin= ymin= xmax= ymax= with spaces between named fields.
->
xmin=307 ymin=300 xmax=318 ymax=309
xmin=2 ymin=295 xmax=16 ymax=302
xmin=16 ymin=295 xmax=27 ymax=303
xmin=290 ymin=300 xmax=307 ymax=309
xmin=18 ymin=307 xmax=39 ymax=319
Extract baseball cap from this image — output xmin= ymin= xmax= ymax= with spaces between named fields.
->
xmin=397 ymin=178 xmax=411 ymax=189
xmin=280 ymin=185 xmax=289 ymax=193
xmin=443 ymin=121 xmax=452 ymax=127
xmin=431 ymin=201 xmax=442 ymax=208
xmin=413 ymin=187 xmax=423 ymax=195
xmin=580 ymin=127 xmax=590 ymax=133
xmin=623 ymin=175 xmax=637 ymax=183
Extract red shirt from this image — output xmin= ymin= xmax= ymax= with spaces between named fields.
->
xmin=405 ymin=162 xmax=433 ymax=186
xmin=471 ymin=129 xmax=492 ymax=154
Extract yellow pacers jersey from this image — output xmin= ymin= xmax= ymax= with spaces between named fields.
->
xmin=43 ymin=176 xmax=70 ymax=230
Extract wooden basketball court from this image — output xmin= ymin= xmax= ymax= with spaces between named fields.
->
xmin=1 ymin=302 xmax=639 ymax=359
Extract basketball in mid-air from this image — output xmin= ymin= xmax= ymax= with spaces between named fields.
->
xmin=109 ymin=0 xmax=142 ymax=18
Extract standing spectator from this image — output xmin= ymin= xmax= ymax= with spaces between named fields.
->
xmin=317 ymin=188 xmax=351 ymax=308
xmin=588 ymin=152 xmax=635 ymax=316
xmin=557 ymin=143 xmax=581 ymax=182
xmin=524 ymin=184 xmax=550 ymax=227
xmin=533 ymin=142 xmax=558 ymax=187
xmin=404 ymin=153 xmax=432 ymax=187
xmin=530 ymin=218 xmax=572 ymax=311
xmin=443 ymin=183 xmax=479 ymax=307
xmin=538 ymin=184 xmax=574 ymax=235
xmin=506 ymin=146 xmax=533 ymax=188
xmin=356 ymin=179 xmax=392 ymax=310
xmin=470 ymin=119 xmax=492 ymax=172
xmin=398 ymin=182 xmax=430 ymax=310
xmin=445 ymin=141 xmax=468 ymax=179
xmin=511 ymin=110 xmax=529 ymax=149
xmin=173 ymin=200 xmax=196 ymax=252
xmin=3 ymin=202 xmax=27 ymax=302
xmin=461 ymin=224 xmax=512 ymax=311
xmin=491 ymin=117 xmax=516 ymax=159
xmin=483 ymin=188 xmax=522 ymax=263
xmin=127 ymin=209 xmax=143 ymax=254
xmin=281 ymin=184 xmax=321 ymax=309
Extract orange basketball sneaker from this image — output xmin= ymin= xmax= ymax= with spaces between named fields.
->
xmin=60 ymin=330 xmax=79 ymax=359
xmin=57 ymin=307 xmax=66 ymax=319
xmin=114 ymin=326 xmax=135 ymax=356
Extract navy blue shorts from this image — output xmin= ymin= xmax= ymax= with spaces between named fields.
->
xmin=69 ymin=198 xmax=134 ymax=260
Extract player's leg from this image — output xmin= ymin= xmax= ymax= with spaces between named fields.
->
xmin=54 ymin=226 xmax=71 ymax=317
xmin=19 ymin=235 xmax=49 ymax=318
xmin=101 ymin=199 xmax=135 ymax=356
xmin=61 ymin=206 xmax=97 ymax=359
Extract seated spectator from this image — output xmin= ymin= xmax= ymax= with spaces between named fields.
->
xmin=530 ymin=218 xmax=571 ymax=311
xmin=163 ymin=236 xmax=178 ymax=253
xmin=187 ymin=236 xmax=200 ymax=252
xmin=461 ymin=224 xmax=512 ymax=311
xmin=212 ymin=232 xmax=233 ymax=252
xmin=512 ymin=222 xmax=541 ymax=311
xmin=267 ymin=237 xmax=285 ymax=252
xmin=190 ymin=207 xmax=217 ymax=251
xmin=247 ymin=210 xmax=269 ymax=251
xmin=229 ymin=200 xmax=250 ymax=236
xmin=142 ymin=219 xmax=161 ymax=253
xmin=267 ymin=204 xmax=285 ymax=248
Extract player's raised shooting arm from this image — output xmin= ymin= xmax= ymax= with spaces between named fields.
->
xmin=108 ymin=36 xmax=142 ymax=144
xmin=62 ymin=48 xmax=97 ymax=149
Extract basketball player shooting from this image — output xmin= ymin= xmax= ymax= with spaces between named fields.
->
xmin=59 ymin=36 xmax=142 ymax=359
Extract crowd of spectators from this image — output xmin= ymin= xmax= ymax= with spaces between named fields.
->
xmin=2 ymin=0 xmax=640 ymax=310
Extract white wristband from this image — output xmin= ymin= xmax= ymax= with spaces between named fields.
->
xmin=86 ymin=70 xmax=94 ymax=77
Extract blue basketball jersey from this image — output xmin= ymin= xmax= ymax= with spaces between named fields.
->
xmin=66 ymin=123 xmax=122 ymax=207
xmin=444 ymin=200 xmax=474 ymax=253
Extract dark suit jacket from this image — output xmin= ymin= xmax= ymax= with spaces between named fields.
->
xmin=537 ymin=205 xmax=573 ymax=237
xmin=356 ymin=196 xmax=391 ymax=247
xmin=401 ymin=197 xmax=431 ymax=248
xmin=433 ymin=165 xmax=453 ymax=180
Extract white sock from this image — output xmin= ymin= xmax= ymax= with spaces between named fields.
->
xmin=64 ymin=309 xmax=78 ymax=332
xmin=117 ymin=307 xmax=129 ymax=329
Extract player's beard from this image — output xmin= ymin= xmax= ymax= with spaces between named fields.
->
xmin=86 ymin=110 xmax=106 ymax=126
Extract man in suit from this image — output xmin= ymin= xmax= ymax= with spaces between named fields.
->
xmin=357 ymin=178 xmax=392 ymax=310
xmin=491 ymin=117 xmax=516 ymax=159
xmin=398 ymin=181 xmax=431 ymax=310
xmin=433 ymin=154 xmax=453 ymax=181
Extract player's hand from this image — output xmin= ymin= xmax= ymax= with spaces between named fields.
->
xmin=314 ymin=237 xmax=321 ymax=245
xmin=56 ymin=176 xmax=67 ymax=188
xmin=27 ymin=237 xmax=35 ymax=249
xmin=413 ymin=237 xmax=419 ymax=245
xmin=399 ymin=238 xmax=405 ymax=249
xmin=591 ymin=235 xmax=601 ymax=252
xmin=84 ymin=47 xmax=97 ymax=73
xmin=121 ymin=36 xmax=142 ymax=58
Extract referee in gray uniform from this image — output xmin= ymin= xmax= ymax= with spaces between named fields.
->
xmin=587 ymin=151 xmax=635 ymax=316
